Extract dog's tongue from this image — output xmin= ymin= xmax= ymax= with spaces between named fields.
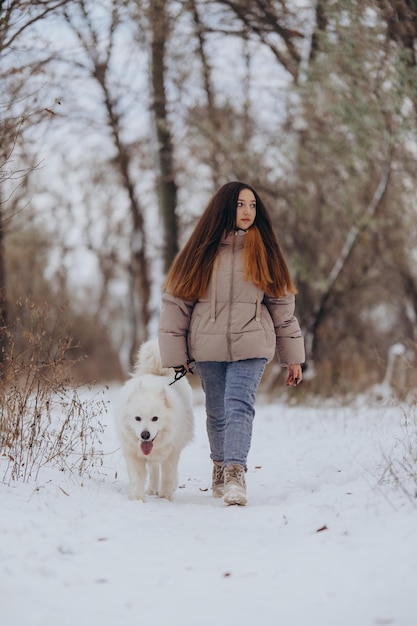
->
xmin=141 ymin=441 xmax=153 ymax=456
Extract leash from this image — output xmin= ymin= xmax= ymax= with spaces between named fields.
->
xmin=169 ymin=360 xmax=195 ymax=385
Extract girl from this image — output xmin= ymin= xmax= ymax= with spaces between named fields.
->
xmin=158 ymin=181 xmax=305 ymax=505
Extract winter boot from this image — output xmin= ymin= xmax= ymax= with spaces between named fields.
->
xmin=212 ymin=460 xmax=224 ymax=498
xmin=223 ymin=463 xmax=247 ymax=506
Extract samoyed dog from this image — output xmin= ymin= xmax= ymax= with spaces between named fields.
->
xmin=115 ymin=339 xmax=194 ymax=501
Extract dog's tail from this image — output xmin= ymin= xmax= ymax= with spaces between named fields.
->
xmin=132 ymin=339 xmax=171 ymax=377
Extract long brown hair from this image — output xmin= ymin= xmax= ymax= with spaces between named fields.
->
xmin=164 ymin=181 xmax=296 ymax=300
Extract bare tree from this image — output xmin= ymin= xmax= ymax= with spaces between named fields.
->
xmin=0 ymin=0 xmax=71 ymax=52
xmin=63 ymin=0 xmax=151 ymax=363
xmin=0 ymin=0 xmax=72 ymax=366
xmin=284 ymin=0 xmax=417 ymax=389
xmin=186 ymin=0 xmax=224 ymax=188
xmin=307 ymin=162 xmax=391 ymax=358
xmin=148 ymin=0 xmax=179 ymax=273
xmin=216 ymin=0 xmax=305 ymax=80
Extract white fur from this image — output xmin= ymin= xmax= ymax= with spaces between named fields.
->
xmin=114 ymin=339 xmax=194 ymax=501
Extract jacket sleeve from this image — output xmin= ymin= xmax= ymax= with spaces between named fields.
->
xmin=158 ymin=292 xmax=195 ymax=368
xmin=263 ymin=293 xmax=305 ymax=366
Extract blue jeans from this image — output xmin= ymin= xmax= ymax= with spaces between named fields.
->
xmin=195 ymin=359 xmax=267 ymax=470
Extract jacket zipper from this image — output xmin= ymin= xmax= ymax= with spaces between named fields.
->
xmin=226 ymin=233 xmax=236 ymax=360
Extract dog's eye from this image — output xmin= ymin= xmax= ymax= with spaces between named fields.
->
xmin=135 ymin=416 xmax=141 ymax=422
xmin=152 ymin=416 xmax=159 ymax=422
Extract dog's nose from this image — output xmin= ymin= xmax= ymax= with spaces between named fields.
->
xmin=141 ymin=430 xmax=151 ymax=440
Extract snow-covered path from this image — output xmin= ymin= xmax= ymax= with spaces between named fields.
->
xmin=1 ymin=387 xmax=417 ymax=626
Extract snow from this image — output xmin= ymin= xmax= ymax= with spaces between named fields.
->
xmin=1 ymin=385 xmax=417 ymax=626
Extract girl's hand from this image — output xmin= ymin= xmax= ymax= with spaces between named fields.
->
xmin=174 ymin=363 xmax=191 ymax=373
xmin=285 ymin=364 xmax=302 ymax=386
xmin=170 ymin=360 xmax=195 ymax=386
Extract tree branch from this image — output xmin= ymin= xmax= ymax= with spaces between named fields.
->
xmin=325 ymin=161 xmax=391 ymax=292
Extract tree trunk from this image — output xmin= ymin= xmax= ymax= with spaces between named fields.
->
xmin=65 ymin=4 xmax=152 ymax=365
xmin=0 ymin=200 xmax=7 ymax=369
xmin=102 ymin=86 xmax=151 ymax=363
xmin=149 ymin=0 xmax=178 ymax=274
xmin=307 ymin=163 xmax=391 ymax=359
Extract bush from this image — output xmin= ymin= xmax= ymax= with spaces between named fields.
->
xmin=0 ymin=301 xmax=107 ymax=483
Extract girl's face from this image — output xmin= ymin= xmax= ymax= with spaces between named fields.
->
xmin=236 ymin=188 xmax=256 ymax=230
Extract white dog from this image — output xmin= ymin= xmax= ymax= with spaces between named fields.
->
xmin=114 ymin=339 xmax=194 ymax=501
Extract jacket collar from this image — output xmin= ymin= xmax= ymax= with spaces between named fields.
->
xmin=222 ymin=230 xmax=246 ymax=247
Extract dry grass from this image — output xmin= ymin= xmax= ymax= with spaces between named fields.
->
xmin=0 ymin=302 xmax=107 ymax=483
xmin=379 ymin=405 xmax=417 ymax=504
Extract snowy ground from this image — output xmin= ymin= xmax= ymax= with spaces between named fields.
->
xmin=1 ymin=384 xmax=417 ymax=626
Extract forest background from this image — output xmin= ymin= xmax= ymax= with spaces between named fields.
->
xmin=2 ymin=0 xmax=417 ymax=398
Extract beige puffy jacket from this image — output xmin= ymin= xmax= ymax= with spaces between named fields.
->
xmin=158 ymin=230 xmax=305 ymax=367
